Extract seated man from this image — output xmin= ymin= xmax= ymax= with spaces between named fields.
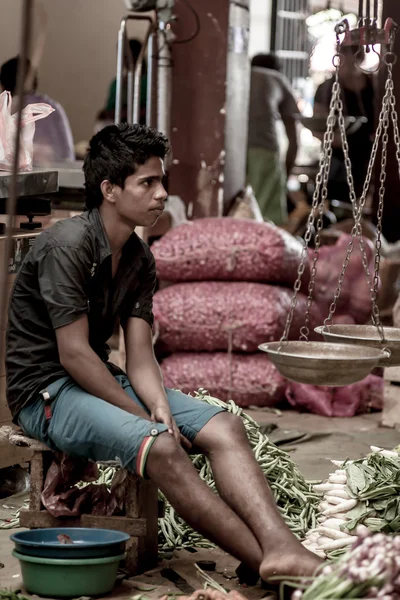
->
xmin=6 ymin=124 xmax=321 ymax=583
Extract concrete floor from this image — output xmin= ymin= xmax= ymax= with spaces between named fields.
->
xmin=0 ymin=409 xmax=399 ymax=598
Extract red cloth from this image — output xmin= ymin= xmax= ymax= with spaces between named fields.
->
xmin=41 ymin=454 xmax=127 ymax=518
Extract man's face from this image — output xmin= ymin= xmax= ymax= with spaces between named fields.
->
xmin=113 ymin=156 xmax=168 ymax=228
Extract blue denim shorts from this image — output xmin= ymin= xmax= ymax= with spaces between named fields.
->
xmin=18 ymin=374 xmax=224 ymax=478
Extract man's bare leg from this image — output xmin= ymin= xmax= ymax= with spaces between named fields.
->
xmin=193 ymin=412 xmax=323 ymax=581
xmin=146 ymin=432 xmax=263 ymax=571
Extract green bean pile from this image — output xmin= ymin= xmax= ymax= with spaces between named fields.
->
xmin=158 ymin=391 xmax=319 ymax=550
xmin=0 ymin=592 xmax=31 ymax=600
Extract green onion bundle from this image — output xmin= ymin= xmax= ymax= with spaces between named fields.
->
xmin=292 ymin=530 xmax=400 ymax=600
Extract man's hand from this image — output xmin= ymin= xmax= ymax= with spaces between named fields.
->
xmin=151 ymin=406 xmax=192 ymax=449
xmin=124 ymin=317 xmax=192 ymax=449
xmin=151 ymin=405 xmax=178 ymax=440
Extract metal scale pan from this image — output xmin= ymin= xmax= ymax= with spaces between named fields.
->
xmin=259 ymin=341 xmax=388 ymax=386
xmin=315 ymin=325 xmax=400 ymax=367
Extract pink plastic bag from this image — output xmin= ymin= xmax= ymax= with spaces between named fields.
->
xmin=0 ymin=90 xmax=54 ymax=171
xmin=285 ymin=374 xmax=384 ymax=417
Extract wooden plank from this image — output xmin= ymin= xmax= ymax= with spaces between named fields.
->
xmin=20 ymin=510 xmax=147 ymax=536
xmin=0 ymin=375 xmax=11 ymax=423
xmin=0 ymin=331 xmax=5 ymax=377
xmin=0 ymin=231 xmax=42 ymax=464
xmin=0 ymin=443 xmax=32 ymax=470
xmin=29 ymin=452 xmax=45 ymax=511
xmin=382 ymin=381 xmax=400 ymax=429
xmin=0 ymin=376 xmax=33 ymax=468
xmin=0 ymin=232 xmax=40 ymax=278
xmin=0 ymin=254 xmax=31 ymax=377
xmin=81 ymin=514 xmax=147 ymax=535
xmin=137 ymin=479 xmax=159 ymax=573
xmin=124 ymin=474 xmax=158 ymax=575
xmin=1 ymin=233 xmax=41 ymax=377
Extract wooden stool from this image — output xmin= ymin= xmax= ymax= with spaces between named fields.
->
xmin=0 ymin=427 xmax=159 ymax=576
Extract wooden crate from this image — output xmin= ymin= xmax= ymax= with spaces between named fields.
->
xmin=19 ymin=451 xmax=158 ymax=576
xmin=0 ymin=230 xmax=41 ymax=468
xmin=0 ymin=375 xmax=33 ymax=468
xmin=0 ymin=375 xmax=10 ymax=423
xmin=382 ymin=367 xmax=400 ymax=430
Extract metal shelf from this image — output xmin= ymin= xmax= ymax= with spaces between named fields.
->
xmin=0 ymin=169 xmax=58 ymax=199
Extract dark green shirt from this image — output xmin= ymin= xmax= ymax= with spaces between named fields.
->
xmin=6 ymin=208 xmax=156 ymax=420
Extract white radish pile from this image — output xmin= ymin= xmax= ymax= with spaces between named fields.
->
xmin=302 ymin=446 xmax=396 ymax=558
xmin=302 ymin=468 xmax=356 ymax=558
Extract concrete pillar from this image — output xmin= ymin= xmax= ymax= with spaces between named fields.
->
xmin=168 ymin=0 xmax=250 ymax=217
xmin=224 ymin=0 xmax=250 ymax=206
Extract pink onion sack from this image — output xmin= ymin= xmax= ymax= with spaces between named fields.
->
xmin=310 ymin=233 xmax=376 ymax=324
xmin=0 ymin=90 xmax=54 ymax=171
xmin=161 ymin=352 xmax=287 ymax=407
xmin=152 ymin=217 xmax=309 ymax=286
xmin=153 ymin=281 xmax=323 ymax=352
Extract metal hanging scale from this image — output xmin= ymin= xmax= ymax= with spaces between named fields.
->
xmin=260 ymin=3 xmax=400 ymax=386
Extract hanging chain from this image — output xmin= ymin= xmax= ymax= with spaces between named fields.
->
xmin=389 ymin=65 xmax=400 ymax=179
xmin=322 ymin=58 xmax=395 ymax=345
xmin=371 ymin=84 xmax=390 ymax=335
xmin=387 ymin=48 xmax=400 ymax=208
xmin=299 ymin=75 xmax=341 ymax=341
xmin=280 ymin=62 xmax=340 ymax=344
xmin=280 ymin=36 xmax=399 ymax=347
xmin=371 ymin=58 xmax=400 ymax=336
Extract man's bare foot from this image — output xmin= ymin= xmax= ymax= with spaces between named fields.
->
xmin=259 ymin=545 xmax=323 ymax=583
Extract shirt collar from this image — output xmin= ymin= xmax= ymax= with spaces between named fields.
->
xmin=88 ymin=208 xmax=147 ymax=265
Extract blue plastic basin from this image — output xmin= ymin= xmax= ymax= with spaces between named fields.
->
xmin=11 ymin=528 xmax=130 ymax=559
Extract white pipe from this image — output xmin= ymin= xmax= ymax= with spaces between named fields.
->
xmin=157 ymin=27 xmax=172 ymax=140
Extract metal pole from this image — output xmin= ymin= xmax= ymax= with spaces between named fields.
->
xmin=0 ymin=0 xmax=33 ymax=349
xmin=373 ymin=0 xmax=378 ymax=23
xmin=358 ymin=0 xmax=363 ymax=24
xmin=270 ymin=0 xmax=278 ymax=52
xmin=133 ymin=18 xmax=154 ymax=124
xmin=157 ymin=28 xmax=172 ymax=140
xmin=146 ymin=32 xmax=154 ymax=127
xmin=126 ymin=38 xmax=135 ymax=124
xmin=115 ymin=18 xmax=127 ymax=125
xmin=127 ymin=69 xmax=134 ymax=124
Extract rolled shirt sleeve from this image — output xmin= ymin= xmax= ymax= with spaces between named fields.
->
xmin=129 ymin=251 xmax=157 ymax=328
xmin=37 ymin=245 xmax=92 ymax=329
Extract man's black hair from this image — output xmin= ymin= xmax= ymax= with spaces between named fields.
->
xmin=83 ymin=123 xmax=170 ymax=210
xmin=0 ymin=56 xmax=38 ymax=95
xmin=251 ymin=53 xmax=282 ymax=72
